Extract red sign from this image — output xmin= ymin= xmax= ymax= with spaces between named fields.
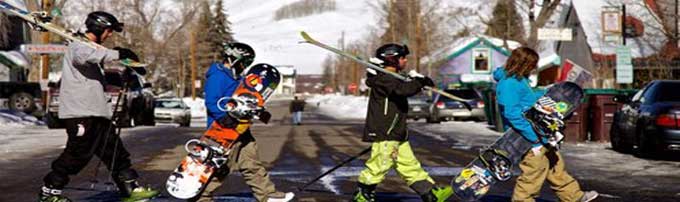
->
xmin=23 ymin=44 xmax=67 ymax=54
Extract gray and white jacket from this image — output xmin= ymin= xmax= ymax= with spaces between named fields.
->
xmin=58 ymin=41 xmax=120 ymax=119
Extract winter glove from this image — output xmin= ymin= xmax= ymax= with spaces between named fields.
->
xmin=113 ymin=47 xmax=136 ymax=61
xmin=416 ymin=76 xmax=435 ymax=87
xmin=407 ymin=70 xmax=425 ymax=78
xmin=217 ymin=115 xmax=239 ymax=129
xmin=258 ymin=110 xmax=272 ymax=124
xmin=366 ymin=68 xmax=378 ymax=78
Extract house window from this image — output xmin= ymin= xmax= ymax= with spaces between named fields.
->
xmin=472 ymin=48 xmax=491 ymax=73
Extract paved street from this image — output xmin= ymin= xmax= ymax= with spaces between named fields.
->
xmin=2 ymin=99 xmax=680 ymax=202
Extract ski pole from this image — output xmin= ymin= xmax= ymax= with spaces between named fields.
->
xmin=298 ymin=147 xmax=372 ymax=191
xmin=299 ymin=31 xmax=473 ymax=111
xmin=89 ymin=73 xmax=130 ymax=189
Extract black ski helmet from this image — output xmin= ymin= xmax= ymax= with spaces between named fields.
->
xmin=85 ymin=11 xmax=124 ymax=37
xmin=222 ymin=42 xmax=255 ymax=69
xmin=375 ymin=43 xmax=409 ymax=68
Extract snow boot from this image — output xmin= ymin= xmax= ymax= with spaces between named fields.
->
xmin=352 ymin=183 xmax=376 ymax=202
xmin=579 ymin=190 xmax=599 ymax=202
xmin=420 ymin=186 xmax=453 ymax=202
xmin=266 ymin=192 xmax=295 ymax=202
xmin=39 ymin=186 xmax=72 ymax=202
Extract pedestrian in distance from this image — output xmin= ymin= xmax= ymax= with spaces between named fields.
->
xmin=202 ymin=42 xmax=294 ymax=202
xmin=38 ymin=11 xmax=158 ymax=202
xmin=352 ymin=43 xmax=453 ymax=202
xmin=494 ymin=47 xmax=598 ymax=202
xmin=289 ymin=96 xmax=305 ymax=125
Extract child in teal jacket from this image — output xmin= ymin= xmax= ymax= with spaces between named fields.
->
xmin=495 ymin=47 xmax=598 ymax=202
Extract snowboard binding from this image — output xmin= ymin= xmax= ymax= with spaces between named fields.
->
xmin=525 ymin=96 xmax=567 ymax=147
xmin=184 ymin=139 xmax=228 ymax=169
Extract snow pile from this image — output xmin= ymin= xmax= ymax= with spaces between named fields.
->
xmin=182 ymin=97 xmax=206 ymax=118
xmin=0 ymin=110 xmax=45 ymax=128
xmin=307 ymin=94 xmax=368 ymax=119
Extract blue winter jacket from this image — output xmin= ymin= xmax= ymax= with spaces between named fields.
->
xmin=493 ymin=67 xmax=546 ymax=147
xmin=204 ymin=63 xmax=240 ymax=128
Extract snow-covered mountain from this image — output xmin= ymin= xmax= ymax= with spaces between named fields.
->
xmin=224 ymin=0 xmax=380 ymax=75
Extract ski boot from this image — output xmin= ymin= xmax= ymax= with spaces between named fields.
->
xmin=121 ymin=186 xmax=160 ymax=202
xmin=352 ymin=183 xmax=376 ymax=202
xmin=39 ymin=186 xmax=72 ymax=202
xmin=420 ymin=186 xmax=453 ymax=202
xmin=115 ymin=170 xmax=159 ymax=202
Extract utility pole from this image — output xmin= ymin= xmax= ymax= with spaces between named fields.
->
xmin=190 ymin=31 xmax=197 ymax=100
xmin=40 ymin=0 xmax=52 ymax=108
xmin=414 ymin=2 xmax=421 ymax=72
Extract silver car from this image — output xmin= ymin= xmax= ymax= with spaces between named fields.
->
xmin=154 ymin=98 xmax=192 ymax=127
xmin=428 ymin=88 xmax=486 ymax=123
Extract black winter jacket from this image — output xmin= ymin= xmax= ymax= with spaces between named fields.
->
xmin=363 ymin=72 xmax=424 ymax=142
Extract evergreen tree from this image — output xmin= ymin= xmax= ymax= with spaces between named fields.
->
xmin=485 ymin=0 xmax=525 ymax=43
xmin=211 ymin=0 xmax=235 ymax=56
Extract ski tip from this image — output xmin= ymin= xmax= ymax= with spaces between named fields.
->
xmin=300 ymin=31 xmax=313 ymax=42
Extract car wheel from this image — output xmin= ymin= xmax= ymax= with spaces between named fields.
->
xmin=634 ymin=130 xmax=657 ymax=158
xmin=181 ymin=120 xmax=191 ymax=127
xmin=426 ymin=116 xmax=440 ymax=124
xmin=610 ymin=124 xmax=631 ymax=153
xmin=9 ymin=92 xmax=36 ymax=113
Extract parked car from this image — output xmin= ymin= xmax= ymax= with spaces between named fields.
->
xmin=154 ymin=98 xmax=191 ymax=127
xmin=46 ymin=69 xmax=155 ymax=128
xmin=610 ymin=80 xmax=680 ymax=157
xmin=427 ymin=88 xmax=485 ymax=123
xmin=407 ymin=93 xmax=431 ymax=121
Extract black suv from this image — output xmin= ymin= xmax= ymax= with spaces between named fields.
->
xmin=46 ymin=69 xmax=155 ymax=128
xmin=611 ymin=80 xmax=680 ymax=157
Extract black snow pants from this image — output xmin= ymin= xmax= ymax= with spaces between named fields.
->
xmin=43 ymin=117 xmax=136 ymax=189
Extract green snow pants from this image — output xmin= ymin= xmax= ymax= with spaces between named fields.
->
xmin=512 ymin=147 xmax=584 ymax=202
xmin=358 ymin=141 xmax=435 ymax=194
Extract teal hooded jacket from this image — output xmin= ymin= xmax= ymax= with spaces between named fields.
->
xmin=493 ymin=67 xmax=546 ymax=147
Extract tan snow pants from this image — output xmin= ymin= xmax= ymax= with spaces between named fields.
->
xmin=512 ymin=147 xmax=584 ymax=202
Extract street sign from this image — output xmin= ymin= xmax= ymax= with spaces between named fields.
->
xmin=460 ymin=74 xmax=492 ymax=83
xmin=602 ymin=7 xmax=623 ymax=43
xmin=22 ymin=44 xmax=67 ymax=54
xmin=538 ymin=28 xmax=573 ymax=41
xmin=616 ymin=46 xmax=633 ymax=84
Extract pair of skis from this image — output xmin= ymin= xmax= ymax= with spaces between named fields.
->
xmin=299 ymin=31 xmax=473 ymax=109
xmin=0 ymin=0 xmax=146 ymax=67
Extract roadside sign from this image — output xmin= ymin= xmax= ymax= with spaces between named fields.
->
xmin=602 ymin=7 xmax=623 ymax=43
xmin=22 ymin=44 xmax=67 ymax=54
xmin=616 ymin=46 xmax=633 ymax=84
xmin=538 ymin=28 xmax=573 ymax=41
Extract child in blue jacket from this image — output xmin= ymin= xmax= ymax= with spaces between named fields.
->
xmin=202 ymin=42 xmax=293 ymax=202
xmin=495 ymin=47 xmax=597 ymax=202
